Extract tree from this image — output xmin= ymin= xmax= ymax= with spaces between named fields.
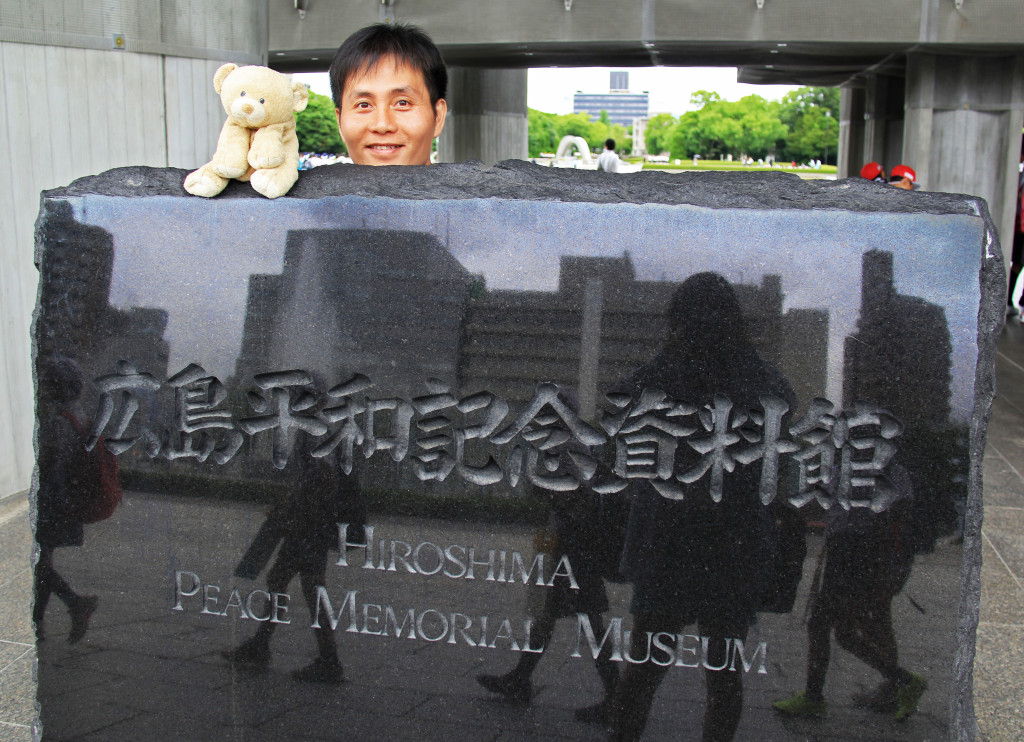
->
xmin=668 ymin=91 xmax=786 ymax=160
xmin=528 ymin=108 xmax=560 ymax=156
xmin=528 ymin=108 xmax=637 ymax=158
xmin=555 ymin=112 xmax=600 ymax=143
xmin=778 ymin=87 xmax=839 ymax=163
xmin=785 ymin=107 xmax=836 ymax=163
xmin=672 ymin=94 xmax=744 ymax=159
xmin=644 ymin=113 xmax=678 ymax=155
xmin=294 ymin=90 xmax=347 ymax=154
xmin=732 ymin=95 xmax=787 ymax=157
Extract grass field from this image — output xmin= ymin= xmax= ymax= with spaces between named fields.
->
xmin=631 ymin=159 xmax=838 ymax=175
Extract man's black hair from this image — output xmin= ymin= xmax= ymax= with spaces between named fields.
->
xmin=329 ymin=23 xmax=447 ymax=109
xmin=605 ymin=138 xmax=616 ymax=150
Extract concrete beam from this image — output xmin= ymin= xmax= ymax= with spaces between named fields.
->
xmin=268 ymin=0 xmax=1024 ymax=80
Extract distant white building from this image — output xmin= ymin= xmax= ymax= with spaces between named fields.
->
xmin=573 ymin=72 xmax=649 ymax=128
xmin=632 ymin=117 xmax=649 ymax=156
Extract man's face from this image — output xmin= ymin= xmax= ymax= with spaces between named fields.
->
xmin=891 ymin=177 xmax=913 ymax=190
xmin=335 ymin=56 xmax=446 ymax=166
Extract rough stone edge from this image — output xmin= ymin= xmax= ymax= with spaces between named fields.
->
xmin=32 ymin=164 xmax=999 ymax=742
xmin=30 ymin=192 xmax=45 ymax=742
xmin=953 ymin=197 xmax=1005 ymax=742
xmin=43 ymin=160 xmax=985 ymax=217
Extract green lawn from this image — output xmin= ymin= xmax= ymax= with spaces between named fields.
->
xmin=634 ymin=160 xmax=837 ymax=175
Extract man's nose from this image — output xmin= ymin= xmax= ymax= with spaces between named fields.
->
xmin=370 ymin=107 xmax=396 ymax=133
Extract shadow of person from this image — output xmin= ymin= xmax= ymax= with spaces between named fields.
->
xmin=607 ymin=273 xmax=797 ymax=742
xmin=773 ymin=461 xmax=927 ymax=721
xmin=223 ymin=423 xmax=366 ymax=685
xmin=476 ymin=459 xmax=626 ymax=723
xmin=34 ymin=355 xmax=100 ymax=644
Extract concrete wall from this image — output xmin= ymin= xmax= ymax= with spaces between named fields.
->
xmin=903 ymin=53 xmax=1024 ymax=267
xmin=839 ymin=54 xmax=1024 ymax=278
xmin=0 ymin=0 xmax=267 ymax=500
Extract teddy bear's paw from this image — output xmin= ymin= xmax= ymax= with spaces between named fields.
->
xmin=249 ymin=168 xmax=298 ymax=199
xmin=248 ymin=145 xmax=286 ymax=171
xmin=184 ymin=166 xmax=228 ymax=198
xmin=210 ymin=152 xmax=250 ymax=179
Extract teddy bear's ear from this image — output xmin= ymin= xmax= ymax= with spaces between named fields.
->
xmin=292 ymin=81 xmax=310 ymax=113
xmin=213 ymin=64 xmax=238 ymax=94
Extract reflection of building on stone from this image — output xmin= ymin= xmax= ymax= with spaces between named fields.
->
xmin=231 ymin=228 xmax=474 ymax=494
xmin=234 ymin=274 xmax=282 ymax=386
xmin=36 ymin=201 xmax=115 ymax=362
xmin=842 ymin=250 xmax=952 ymax=427
xmin=93 ymin=307 xmax=170 ymax=389
xmin=459 ymin=253 xmax=828 ymax=416
xmin=780 ymin=309 xmax=831 ymax=415
xmin=35 ymin=201 xmax=169 ymax=401
xmin=234 ymin=229 xmax=473 ymax=397
xmin=842 ymin=249 xmax=960 ymax=546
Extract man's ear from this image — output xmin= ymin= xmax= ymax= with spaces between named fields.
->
xmin=432 ymin=98 xmax=448 ymax=138
xmin=335 ymin=108 xmax=348 ymax=148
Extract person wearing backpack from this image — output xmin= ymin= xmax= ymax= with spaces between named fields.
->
xmin=34 ymin=356 xmax=99 ymax=643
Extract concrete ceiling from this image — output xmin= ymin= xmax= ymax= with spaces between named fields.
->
xmin=268 ymin=0 xmax=1024 ymax=87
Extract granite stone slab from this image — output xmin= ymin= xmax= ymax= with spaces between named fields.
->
xmin=32 ymin=162 xmax=1003 ymax=741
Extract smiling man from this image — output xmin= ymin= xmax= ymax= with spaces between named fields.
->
xmin=329 ymin=24 xmax=448 ymax=166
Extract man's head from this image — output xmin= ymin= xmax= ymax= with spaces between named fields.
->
xmin=889 ymin=164 xmax=917 ymax=190
xmin=860 ymin=161 xmax=886 ymax=183
xmin=605 ymin=138 xmax=616 ymax=151
xmin=329 ymin=23 xmax=447 ymax=166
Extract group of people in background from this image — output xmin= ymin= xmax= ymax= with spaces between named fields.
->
xmin=298 ymin=152 xmax=353 ymax=169
xmin=859 ymin=161 xmax=918 ymax=190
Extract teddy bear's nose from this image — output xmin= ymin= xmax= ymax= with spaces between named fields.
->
xmin=241 ymin=102 xmax=254 ymax=115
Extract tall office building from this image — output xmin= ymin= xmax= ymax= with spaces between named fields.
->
xmin=573 ymin=72 xmax=649 ymax=128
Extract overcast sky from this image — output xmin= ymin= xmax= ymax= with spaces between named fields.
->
xmin=293 ymin=67 xmax=801 ymax=117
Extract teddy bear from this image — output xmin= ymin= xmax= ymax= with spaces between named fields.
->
xmin=184 ymin=64 xmax=309 ymax=199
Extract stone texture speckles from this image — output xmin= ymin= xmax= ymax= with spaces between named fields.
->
xmin=32 ymin=164 xmax=1003 ymax=741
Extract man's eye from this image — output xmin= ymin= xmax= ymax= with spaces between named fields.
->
xmin=396 ymin=99 xmax=411 ymax=107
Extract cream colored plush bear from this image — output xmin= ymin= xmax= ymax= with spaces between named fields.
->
xmin=184 ymin=64 xmax=308 ymax=199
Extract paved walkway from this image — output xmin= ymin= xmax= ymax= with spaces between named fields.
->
xmin=1 ymin=320 xmax=1022 ymax=741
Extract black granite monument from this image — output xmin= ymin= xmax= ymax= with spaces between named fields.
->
xmin=32 ymin=163 xmax=1002 ymax=741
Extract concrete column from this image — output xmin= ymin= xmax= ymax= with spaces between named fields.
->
xmin=437 ymin=67 xmax=528 ymax=165
xmin=838 ymin=85 xmax=866 ymax=179
xmin=904 ymin=53 xmax=1024 ymax=271
xmin=863 ymin=73 xmax=905 ymax=174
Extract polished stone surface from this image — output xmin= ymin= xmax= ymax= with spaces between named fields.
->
xmin=25 ymin=164 xmax=1004 ymax=740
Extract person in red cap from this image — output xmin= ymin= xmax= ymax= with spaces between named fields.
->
xmin=860 ymin=161 xmax=886 ymax=183
xmin=890 ymin=165 xmax=917 ymax=190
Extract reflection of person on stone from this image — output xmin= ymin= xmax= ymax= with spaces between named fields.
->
xmin=608 ymin=273 xmax=797 ymax=742
xmin=222 ymin=414 xmax=366 ymax=684
xmin=475 ymin=430 xmax=625 ymax=723
xmin=773 ymin=462 xmax=927 ymax=720
xmin=34 ymin=356 xmax=99 ymax=643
